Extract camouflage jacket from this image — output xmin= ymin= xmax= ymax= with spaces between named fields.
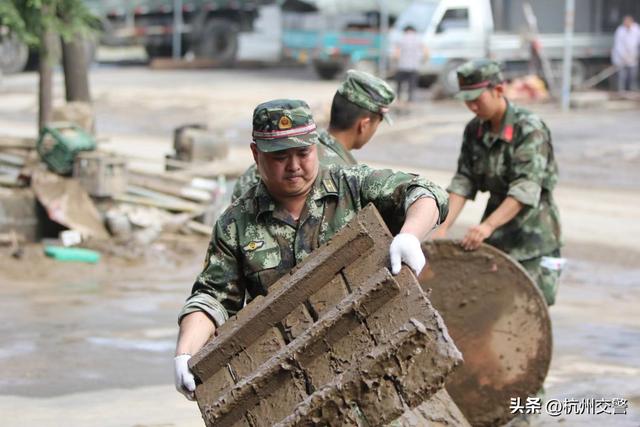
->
xmin=230 ymin=130 xmax=357 ymax=202
xmin=447 ymin=102 xmax=561 ymax=260
xmin=180 ymin=165 xmax=448 ymax=326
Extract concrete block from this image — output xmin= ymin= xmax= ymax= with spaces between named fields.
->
xmin=0 ymin=188 xmax=39 ymax=241
xmin=191 ymin=205 xmax=463 ymax=427
xmin=73 ymin=151 xmax=127 ymax=198
xmin=190 ymin=219 xmax=375 ymax=381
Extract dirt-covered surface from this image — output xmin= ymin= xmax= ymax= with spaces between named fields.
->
xmin=420 ymin=241 xmax=553 ymax=427
xmin=0 ymin=63 xmax=639 ymax=426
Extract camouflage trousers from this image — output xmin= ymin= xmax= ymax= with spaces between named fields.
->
xmin=519 ymin=249 xmax=562 ymax=306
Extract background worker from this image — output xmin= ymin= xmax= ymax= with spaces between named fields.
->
xmin=432 ymin=59 xmax=562 ymax=306
xmin=612 ymin=15 xmax=640 ymax=92
xmin=231 ymin=70 xmax=395 ymax=201
xmin=392 ymin=25 xmax=428 ymax=103
xmin=174 ymin=99 xmax=448 ymax=400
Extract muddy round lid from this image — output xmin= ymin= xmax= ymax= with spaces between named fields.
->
xmin=419 ymin=241 xmax=552 ymax=427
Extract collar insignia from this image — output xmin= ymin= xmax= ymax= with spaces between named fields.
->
xmin=243 ymin=240 xmax=265 ymax=252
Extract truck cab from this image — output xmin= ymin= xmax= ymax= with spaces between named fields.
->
xmin=392 ymin=0 xmax=624 ymax=95
xmin=391 ymin=0 xmax=494 ymax=94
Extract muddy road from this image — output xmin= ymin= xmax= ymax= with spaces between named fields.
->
xmin=0 ymin=65 xmax=638 ymax=426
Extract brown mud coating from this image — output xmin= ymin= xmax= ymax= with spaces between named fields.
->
xmin=420 ymin=241 xmax=552 ymax=427
xmin=393 ymin=388 xmax=472 ymax=427
xmin=190 ymin=205 xmax=464 ymax=426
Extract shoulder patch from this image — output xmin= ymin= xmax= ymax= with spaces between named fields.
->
xmin=322 ymin=178 xmax=337 ymax=193
xmin=243 ymin=240 xmax=265 ymax=252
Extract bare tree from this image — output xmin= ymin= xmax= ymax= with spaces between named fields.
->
xmin=0 ymin=0 xmax=98 ymax=130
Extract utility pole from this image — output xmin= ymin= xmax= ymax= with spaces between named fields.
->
xmin=172 ymin=0 xmax=183 ymax=59
xmin=561 ymin=0 xmax=575 ymax=111
xmin=378 ymin=0 xmax=389 ymax=78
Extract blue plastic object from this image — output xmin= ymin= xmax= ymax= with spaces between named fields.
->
xmin=44 ymin=246 xmax=101 ymax=263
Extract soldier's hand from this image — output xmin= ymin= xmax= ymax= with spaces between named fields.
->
xmin=174 ymin=354 xmax=196 ymax=401
xmin=389 ymin=233 xmax=426 ymax=276
xmin=461 ymin=224 xmax=493 ymax=251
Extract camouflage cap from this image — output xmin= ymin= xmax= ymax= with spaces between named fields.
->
xmin=252 ymin=99 xmax=320 ymax=152
xmin=455 ymin=59 xmax=504 ymax=101
xmin=337 ymin=70 xmax=396 ymax=123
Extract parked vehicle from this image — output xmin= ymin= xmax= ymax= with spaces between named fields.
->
xmin=281 ymin=1 xmax=414 ymax=79
xmin=98 ymin=0 xmax=280 ymax=64
xmin=283 ymin=0 xmax=638 ymax=87
xmin=0 ymin=0 xmax=280 ymax=74
xmin=391 ymin=0 xmax=639 ymax=94
xmin=0 ymin=26 xmax=29 ymax=75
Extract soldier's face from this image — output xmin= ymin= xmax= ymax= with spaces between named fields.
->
xmin=464 ymin=87 xmax=503 ymax=120
xmin=252 ymin=144 xmax=319 ymax=199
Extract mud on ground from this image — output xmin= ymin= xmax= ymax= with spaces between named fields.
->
xmin=0 ymin=65 xmax=638 ymax=426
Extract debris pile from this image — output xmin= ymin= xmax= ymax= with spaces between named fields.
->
xmin=0 ymin=117 xmax=234 ymax=261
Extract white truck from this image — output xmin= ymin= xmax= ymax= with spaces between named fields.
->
xmin=391 ymin=0 xmax=632 ymax=94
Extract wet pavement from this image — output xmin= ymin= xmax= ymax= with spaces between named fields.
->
xmin=537 ymin=243 xmax=640 ymax=426
xmin=0 ymin=244 xmax=204 ymax=398
xmin=0 ymin=66 xmax=639 ymax=426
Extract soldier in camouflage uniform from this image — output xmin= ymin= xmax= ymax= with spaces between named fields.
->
xmin=230 ymin=70 xmax=396 ymax=201
xmin=432 ymin=59 xmax=563 ymax=306
xmin=174 ymin=99 xmax=448 ymax=400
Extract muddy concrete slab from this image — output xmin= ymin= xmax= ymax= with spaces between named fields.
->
xmin=191 ymin=206 xmax=462 ymax=426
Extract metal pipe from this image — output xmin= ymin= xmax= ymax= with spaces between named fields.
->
xmin=561 ymin=0 xmax=575 ymax=112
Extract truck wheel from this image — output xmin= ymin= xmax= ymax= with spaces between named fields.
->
xmin=0 ymin=33 xmax=29 ymax=74
xmin=313 ymin=60 xmax=343 ymax=80
xmin=145 ymin=44 xmax=172 ymax=60
xmin=195 ymin=18 xmax=238 ymax=66
xmin=437 ymin=59 xmax=465 ymax=97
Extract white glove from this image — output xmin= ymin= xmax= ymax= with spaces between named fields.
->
xmin=389 ymin=233 xmax=426 ymax=276
xmin=174 ymin=354 xmax=196 ymax=401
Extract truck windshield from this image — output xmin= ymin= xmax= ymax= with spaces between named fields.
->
xmin=394 ymin=2 xmax=437 ymax=34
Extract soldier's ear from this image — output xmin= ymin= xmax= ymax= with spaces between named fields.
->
xmin=357 ymin=116 xmax=372 ymax=134
xmin=250 ymin=143 xmax=259 ymax=164
xmin=493 ymin=83 xmax=505 ymax=97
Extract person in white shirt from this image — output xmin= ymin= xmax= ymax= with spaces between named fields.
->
xmin=393 ymin=26 xmax=428 ymax=102
xmin=612 ymin=15 xmax=640 ymax=92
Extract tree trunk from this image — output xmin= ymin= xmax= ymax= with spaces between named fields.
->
xmin=62 ymin=37 xmax=91 ymax=102
xmin=38 ymin=27 xmax=57 ymax=131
